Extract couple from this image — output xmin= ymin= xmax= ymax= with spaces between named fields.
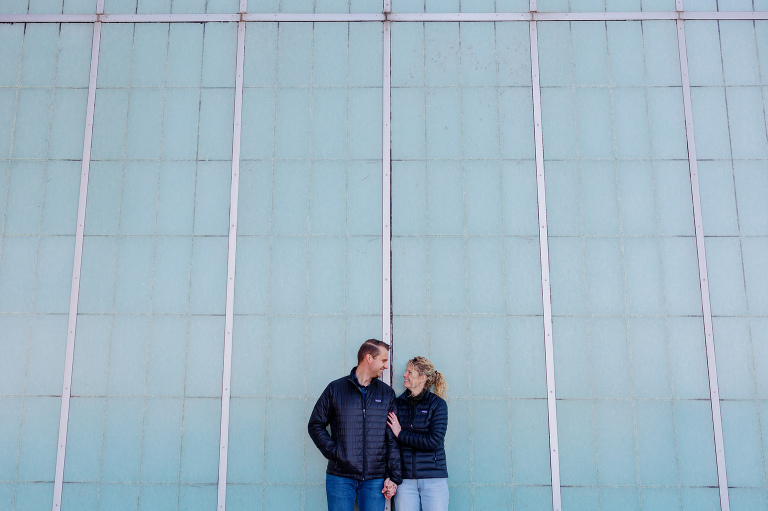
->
xmin=308 ymin=339 xmax=448 ymax=511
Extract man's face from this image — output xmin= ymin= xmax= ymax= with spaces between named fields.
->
xmin=368 ymin=347 xmax=389 ymax=378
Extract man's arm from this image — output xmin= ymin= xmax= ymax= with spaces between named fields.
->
xmin=385 ymin=396 xmax=403 ymax=485
xmin=308 ymin=384 xmax=337 ymax=460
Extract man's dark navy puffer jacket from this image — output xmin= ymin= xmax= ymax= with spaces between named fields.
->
xmin=395 ymin=390 xmax=448 ymax=479
xmin=308 ymin=368 xmax=403 ymax=484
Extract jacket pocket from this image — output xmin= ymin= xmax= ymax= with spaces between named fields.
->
xmin=330 ymin=443 xmax=343 ymax=463
xmin=332 ymin=445 xmax=353 ymax=472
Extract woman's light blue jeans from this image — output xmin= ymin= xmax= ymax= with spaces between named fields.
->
xmin=393 ymin=478 xmax=449 ymax=511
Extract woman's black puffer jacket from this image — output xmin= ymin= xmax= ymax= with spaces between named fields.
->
xmin=396 ymin=390 xmax=448 ymax=479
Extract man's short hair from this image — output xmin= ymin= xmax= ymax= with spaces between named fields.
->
xmin=357 ymin=339 xmax=390 ymax=364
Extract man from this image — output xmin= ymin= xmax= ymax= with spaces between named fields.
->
xmin=308 ymin=339 xmax=402 ymax=511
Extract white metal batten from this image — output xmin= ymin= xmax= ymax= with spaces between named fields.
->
xmin=382 ymin=18 xmax=392 ymax=387
xmin=52 ymin=13 xmax=102 ymax=511
xmin=0 ymin=13 xmax=385 ymax=23
xmin=244 ymin=13 xmax=385 ymax=21
xmin=217 ymin=13 xmax=247 ymax=511
xmin=389 ymin=11 xmax=765 ymax=21
xmin=684 ymin=11 xmax=768 ymax=19
xmin=0 ymin=14 xmax=98 ymax=22
xmin=2 ymin=11 xmax=768 ymax=24
xmin=387 ymin=12 xmax=529 ymax=21
xmin=529 ymin=19 xmax=562 ymax=511
xmin=676 ymin=19 xmax=730 ymax=511
xmin=533 ymin=11 xmax=677 ymax=20
xmin=382 ymin=16 xmax=393 ymax=511
xmin=99 ymin=13 xmax=239 ymax=22
xmin=0 ymin=13 xmax=234 ymax=22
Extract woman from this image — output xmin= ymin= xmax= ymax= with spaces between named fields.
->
xmin=386 ymin=356 xmax=449 ymax=511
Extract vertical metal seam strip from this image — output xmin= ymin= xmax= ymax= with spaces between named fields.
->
xmin=217 ymin=9 xmax=247 ymax=511
xmin=52 ymin=11 xmax=103 ymax=511
xmin=676 ymin=18 xmax=730 ymax=511
xmin=382 ymin=16 xmax=392 ymax=386
xmin=529 ymin=18 xmax=562 ymax=511
xmin=382 ymin=13 xmax=393 ymax=511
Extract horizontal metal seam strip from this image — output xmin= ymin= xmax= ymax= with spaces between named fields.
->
xmin=2 ymin=11 xmax=768 ymax=23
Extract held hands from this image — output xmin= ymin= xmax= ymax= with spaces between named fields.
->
xmin=382 ymin=478 xmax=397 ymax=499
xmin=387 ymin=412 xmax=401 ymax=437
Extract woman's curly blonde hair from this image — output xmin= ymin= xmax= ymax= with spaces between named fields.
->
xmin=407 ymin=356 xmax=448 ymax=400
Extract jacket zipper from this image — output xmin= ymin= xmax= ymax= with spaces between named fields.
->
xmin=411 ymin=403 xmax=416 ymax=476
xmin=359 ymin=385 xmax=367 ymax=480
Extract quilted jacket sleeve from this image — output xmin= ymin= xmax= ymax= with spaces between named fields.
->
xmin=397 ymin=397 xmax=448 ymax=452
xmin=308 ymin=383 xmax=337 ymax=460
xmin=385 ymin=394 xmax=403 ymax=485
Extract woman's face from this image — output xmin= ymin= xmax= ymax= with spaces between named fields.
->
xmin=403 ymin=364 xmax=428 ymax=393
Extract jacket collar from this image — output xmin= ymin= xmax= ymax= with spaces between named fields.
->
xmin=348 ymin=366 xmax=378 ymax=388
xmin=407 ymin=388 xmax=429 ymax=403
xmin=399 ymin=388 xmax=431 ymax=402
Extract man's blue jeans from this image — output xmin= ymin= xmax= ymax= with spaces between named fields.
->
xmin=326 ymin=474 xmax=386 ymax=511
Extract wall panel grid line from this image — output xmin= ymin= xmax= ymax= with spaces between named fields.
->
xmin=529 ymin=18 xmax=562 ymax=511
xmin=216 ymin=15 xmax=247 ymax=511
xmin=52 ymin=18 xmax=102 ymax=511
xmin=676 ymin=18 xmax=730 ymax=511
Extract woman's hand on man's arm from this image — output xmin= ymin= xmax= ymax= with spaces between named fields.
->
xmin=387 ymin=411 xmax=402 ymax=437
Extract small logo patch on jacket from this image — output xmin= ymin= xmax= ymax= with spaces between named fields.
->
xmin=421 ymin=410 xmax=428 ymax=413
xmin=375 ymin=399 xmax=381 ymax=402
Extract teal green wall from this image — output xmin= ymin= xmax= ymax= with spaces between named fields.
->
xmin=1 ymin=2 xmax=768 ymax=510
